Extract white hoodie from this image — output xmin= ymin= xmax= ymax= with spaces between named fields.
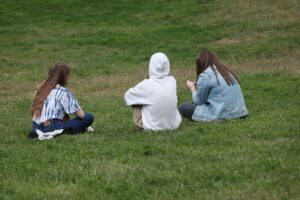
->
xmin=124 ymin=53 xmax=182 ymax=131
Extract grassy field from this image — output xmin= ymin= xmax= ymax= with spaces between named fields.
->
xmin=0 ymin=0 xmax=299 ymax=199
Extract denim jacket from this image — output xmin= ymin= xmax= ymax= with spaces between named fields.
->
xmin=192 ymin=66 xmax=248 ymax=121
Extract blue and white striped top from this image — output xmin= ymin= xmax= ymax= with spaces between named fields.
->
xmin=33 ymin=84 xmax=81 ymax=124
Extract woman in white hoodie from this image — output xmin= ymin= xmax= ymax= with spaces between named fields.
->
xmin=124 ymin=52 xmax=182 ymax=131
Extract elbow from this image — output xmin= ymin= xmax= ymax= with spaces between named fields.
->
xmin=124 ymin=92 xmax=128 ymax=100
xmin=124 ymin=91 xmax=132 ymax=106
xmin=194 ymin=99 xmax=205 ymax=106
xmin=124 ymin=90 xmax=129 ymax=100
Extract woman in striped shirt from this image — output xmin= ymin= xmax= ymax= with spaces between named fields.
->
xmin=28 ymin=63 xmax=94 ymax=140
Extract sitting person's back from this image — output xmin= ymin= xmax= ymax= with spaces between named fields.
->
xmin=191 ymin=66 xmax=248 ymax=121
xmin=180 ymin=49 xmax=248 ymax=121
xmin=124 ymin=52 xmax=182 ymax=131
xmin=28 ymin=63 xmax=94 ymax=140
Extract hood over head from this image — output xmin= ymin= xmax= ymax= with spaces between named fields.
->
xmin=149 ymin=52 xmax=170 ymax=78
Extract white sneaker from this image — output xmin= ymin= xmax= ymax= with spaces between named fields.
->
xmin=86 ymin=126 xmax=95 ymax=132
xmin=35 ymin=129 xmax=64 ymax=140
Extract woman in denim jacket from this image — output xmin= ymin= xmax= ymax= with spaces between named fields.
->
xmin=179 ymin=49 xmax=248 ymax=121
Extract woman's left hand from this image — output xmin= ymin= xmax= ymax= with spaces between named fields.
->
xmin=186 ymin=80 xmax=196 ymax=92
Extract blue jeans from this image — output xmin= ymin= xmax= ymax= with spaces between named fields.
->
xmin=32 ymin=112 xmax=94 ymax=135
xmin=179 ymin=102 xmax=196 ymax=119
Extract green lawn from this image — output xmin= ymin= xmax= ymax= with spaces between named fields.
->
xmin=0 ymin=0 xmax=299 ymax=199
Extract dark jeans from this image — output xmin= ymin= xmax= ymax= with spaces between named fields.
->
xmin=179 ymin=103 xmax=249 ymax=121
xmin=179 ymin=102 xmax=197 ymax=119
xmin=28 ymin=112 xmax=94 ymax=138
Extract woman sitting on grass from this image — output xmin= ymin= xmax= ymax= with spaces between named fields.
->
xmin=28 ymin=63 xmax=94 ymax=140
xmin=179 ymin=49 xmax=248 ymax=121
xmin=124 ymin=52 xmax=182 ymax=131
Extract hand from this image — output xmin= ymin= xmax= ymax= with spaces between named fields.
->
xmin=63 ymin=114 xmax=70 ymax=121
xmin=186 ymin=80 xmax=196 ymax=92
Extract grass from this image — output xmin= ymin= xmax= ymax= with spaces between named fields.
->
xmin=0 ymin=0 xmax=299 ymax=199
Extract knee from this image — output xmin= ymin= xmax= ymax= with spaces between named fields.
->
xmin=179 ymin=102 xmax=190 ymax=115
xmin=179 ymin=102 xmax=195 ymax=119
xmin=84 ymin=112 xmax=94 ymax=124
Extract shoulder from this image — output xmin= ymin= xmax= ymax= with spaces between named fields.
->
xmin=55 ymin=85 xmax=67 ymax=91
xmin=167 ymin=75 xmax=176 ymax=81
xmin=197 ymin=67 xmax=217 ymax=81
xmin=55 ymin=85 xmax=72 ymax=94
xmin=126 ymin=79 xmax=154 ymax=95
xmin=56 ymin=86 xmax=77 ymax=99
xmin=166 ymin=76 xmax=177 ymax=86
xmin=197 ymin=73 xmax=210 ymax=82
xmin=135 ymin=79 xmax=153 ymax=88
xmin=204 ymin=67 xmax=215 ymax=77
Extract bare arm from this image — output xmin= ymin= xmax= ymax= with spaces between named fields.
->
xmin=75 ymin=109 xmax=85 ymax=119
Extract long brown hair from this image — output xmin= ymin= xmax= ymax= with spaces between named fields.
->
xmin=196 ymin=49 xmax=239 ymax=85
xmin=30 ymin=63 xmax=70 ymax=118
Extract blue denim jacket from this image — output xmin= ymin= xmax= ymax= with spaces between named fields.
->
xmin=192 ymin=66 xmax=248 ymax=121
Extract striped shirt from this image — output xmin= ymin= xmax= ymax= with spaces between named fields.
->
xmin=33 ymin=84 xmax=81 ymax=124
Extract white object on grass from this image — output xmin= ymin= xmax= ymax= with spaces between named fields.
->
xmin=35 ymin=129 xmax=64 ymax=140
xmin=86 ymin=126 xmax=95 ymax=132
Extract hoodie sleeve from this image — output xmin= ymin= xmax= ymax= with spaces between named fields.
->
xmin=124 ymin=80 xmax=153 ymax=106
